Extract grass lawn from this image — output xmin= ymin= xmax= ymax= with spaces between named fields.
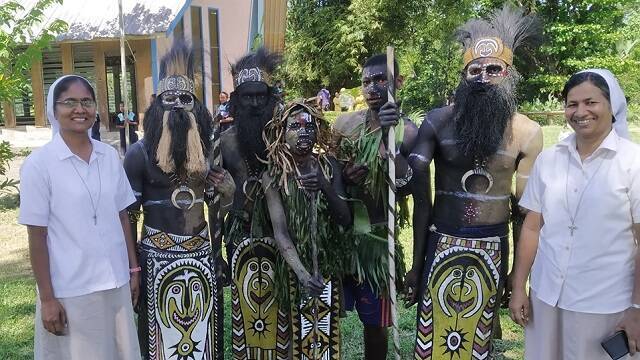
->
xmin=2 ymin=126 xmax=639 ymax=359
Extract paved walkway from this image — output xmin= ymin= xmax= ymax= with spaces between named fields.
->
xmin=1 ymin=126 xmax=139 ymax=184
xmin=0 ymin=126 xmax=131 ymax=150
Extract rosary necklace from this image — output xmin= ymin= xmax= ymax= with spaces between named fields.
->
xmin=71 ymin=158 xmax=101 ymax=225
xmin=564 ymin=151 xmax=606 ymax=236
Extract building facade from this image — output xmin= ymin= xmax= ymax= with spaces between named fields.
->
xmin=1 ymin=0 xmax=286 ymax=129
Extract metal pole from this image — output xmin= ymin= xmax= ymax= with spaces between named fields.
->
xmin=118 ymin=0 xmax=129 ymax=153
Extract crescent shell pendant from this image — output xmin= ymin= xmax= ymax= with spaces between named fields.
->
xmin=461 ymin=167 xmax=494 ymax=194
xmin=242 ymin=176 xmax=262 ymax=202
xmin=171 ymin=185 xmax=197 ymax=210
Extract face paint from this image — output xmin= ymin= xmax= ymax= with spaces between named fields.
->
xmin=361 ymin=63 xmax=389 ymax=110
xmin=465 ymin=58 xmax=508 ymax=85
xmin=236 ymin=82 xmax=270 ymax=110
xmin=161 ymin=90 xmax=195 ymax=112
xmin=285 ymin=110 xmax=317 ymax=156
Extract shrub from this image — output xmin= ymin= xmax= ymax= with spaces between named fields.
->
xmin=518 ymin=96 xmax=565 ymax=126
xmin=0 ymin=141 xmax=18 ymax=193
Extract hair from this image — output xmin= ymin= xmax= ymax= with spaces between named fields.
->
xmin=220 ymin=91 xmax=229 ymax=97
xmin=53 ymin=76 xmax=96 ymax=103
xmin=230 ymin=47 xmax=282 ymax=86
xmin=363 ymin=54 xmax=399 ymax=77
xmin=562 ymin=72 xmax=611 ymax=104
xmin=263 ymin=101 xmax=332 ymax=194
xmin=159 ymin=40 xmax=195 ymax=81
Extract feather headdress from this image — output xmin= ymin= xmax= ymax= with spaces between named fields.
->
xmin=457 ymin=5 xmax=541 ymax=68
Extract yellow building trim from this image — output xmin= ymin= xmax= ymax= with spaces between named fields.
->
xmin=264 ymin=0 xmax=286 ymax=53
xmin=30 ymin=56 xmax=46 ymax=127
xmin=93 ymin=42 xmax=109 ymax=130
xmin=2 ymin=101 xmax=16 ymax=128
xmin=61 ymin=43 xmax=74 ymax=74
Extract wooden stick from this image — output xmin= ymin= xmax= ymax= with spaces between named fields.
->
xmin=210 ymin=113 xmax=223 ymax=265
xmin=309 ymin=191 xmax=320 ymax=360
xmin=386 ymin=45 xmax=401 ymax=360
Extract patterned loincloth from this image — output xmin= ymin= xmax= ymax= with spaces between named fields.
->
xmin=414 ymin=223 xmax=507 ymax=360
xmin=230 ymin=236 xmax=290 ymax=360
xmin=289 ymin=276 xmax=341 ymax=360
xmin=137 ymin=225 xmax=223 ymax=360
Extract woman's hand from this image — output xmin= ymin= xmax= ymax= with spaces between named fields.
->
xmin=617 ymin=308 xmax=640 ymax=355
xmin=41 ymin=298 xmax=67 ymax=336
xmin=508 ymin=287 xmax=530 ymax=327
xmin=130 ymin=272 xmax=140 ymax=307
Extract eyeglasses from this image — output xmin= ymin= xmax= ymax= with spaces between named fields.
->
xmin=56 ymin=99 xmax=96 ymax=109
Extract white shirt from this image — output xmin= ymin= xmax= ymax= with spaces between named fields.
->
xmin=520 ymin=129 xmax=640 ymax=313
xmin=19 ymin=133 xmax=136 ymax=298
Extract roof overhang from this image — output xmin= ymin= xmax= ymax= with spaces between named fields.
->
xmin=5 ymin=0 xmax=190 ymax=42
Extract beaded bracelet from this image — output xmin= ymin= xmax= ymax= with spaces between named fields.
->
xmin=129 ymin=267 xmax=142 ymax=274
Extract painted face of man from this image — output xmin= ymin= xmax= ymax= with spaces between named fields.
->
xmin=465 ymin=58 xmax=508 ymax=85
xmin=161 ymin=90 xmax=195 ymax=112
xmin=361 ymin=63 xmax=389 ymax=111
xmin=285 ymin=110 xmax=317 ymax=156
xmin=236 ymin=82 xmax=270 ymax=110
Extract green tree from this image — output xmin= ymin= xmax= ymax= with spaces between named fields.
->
xmin=0 ymin=0 xmax=67 ymax=101
xmin=522 ymin=0 xmax=637 ymax=100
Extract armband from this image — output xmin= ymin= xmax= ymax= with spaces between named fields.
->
xmin=396 ymin=166 xmax=413 ymax=188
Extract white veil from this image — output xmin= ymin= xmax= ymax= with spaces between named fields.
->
xmin=578 ymin=69 xmax=629 ymax=139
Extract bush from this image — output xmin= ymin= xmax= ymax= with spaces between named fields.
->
xmin=518 ymin=96 xmax=565 ymax=126
xmin=0 ymin=141 xmax=18 ymax=193
xmin=628 ymin=103 xmax=640 ymax=125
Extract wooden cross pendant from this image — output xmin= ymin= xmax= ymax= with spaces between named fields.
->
xmin=568 ymin=224 xmax=577 ymax=236
xmin=93 ymin=215 xmax=97 ymax=225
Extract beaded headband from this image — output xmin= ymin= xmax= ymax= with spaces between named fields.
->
xmin=234 ymin=67 xmax=272 ymax=88
xmin=157 ymin=75 xmax=195 ymax=95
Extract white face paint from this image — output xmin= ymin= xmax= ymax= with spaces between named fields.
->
xmin=161 ymin=90 xmax=195 ymax=112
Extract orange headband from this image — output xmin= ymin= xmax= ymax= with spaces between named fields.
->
xmin=463 ymin=37 xmax=514 ymax=68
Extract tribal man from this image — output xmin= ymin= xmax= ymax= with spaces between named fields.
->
xmin=221 ymin=48 xmax=291 ymax=359
xmin=262 ymin=100 xmax=352 ymax=359
xmin=124 ymin=41 xmax=234 ymax=360
xmin=408 ymin=6 xmax=543 ymax=359
xmin=333 ymin=54 xmax=418 ymax=360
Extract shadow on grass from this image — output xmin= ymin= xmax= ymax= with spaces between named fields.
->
xmin=0 ymin=248 xmax=31 ymax=281
xmin=0 ymin=192 xmax=19 ymax=211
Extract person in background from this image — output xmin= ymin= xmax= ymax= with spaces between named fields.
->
xmin=338 ymin=88 xmax=354 ymax=112
xmin=316 ymin=85 xmax=330 ymax=111
xmin=509 ymin=69 xmax=640 ymax=359
xmin=216 ymin=91 xmax=234 ymax=132
xmin=333 ymin=91 xmax=341 ymax=112
xmin=116 ymin=102 xmax=138 ymax=154
xmin=19 ymin=74 xmax=141 ymax=360
xmin=91 ymin=113 xmax=101 ymax=141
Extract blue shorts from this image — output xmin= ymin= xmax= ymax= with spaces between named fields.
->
xmin=342 ymin=276 xmax=391 ymax=327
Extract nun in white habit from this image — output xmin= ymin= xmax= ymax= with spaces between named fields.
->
xmin=19 ymin=75 xmax=141 ymax=360
xmin=510 ymin=68 xmax=640 ymax=359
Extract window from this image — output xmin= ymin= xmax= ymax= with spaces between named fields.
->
xmin=191 ymin=6 xmax=204 ymax=102
xmin=72 ymin=44 xmax=96 ymax=89
xmin=208 ymin=9 xmax=221 ymax=103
